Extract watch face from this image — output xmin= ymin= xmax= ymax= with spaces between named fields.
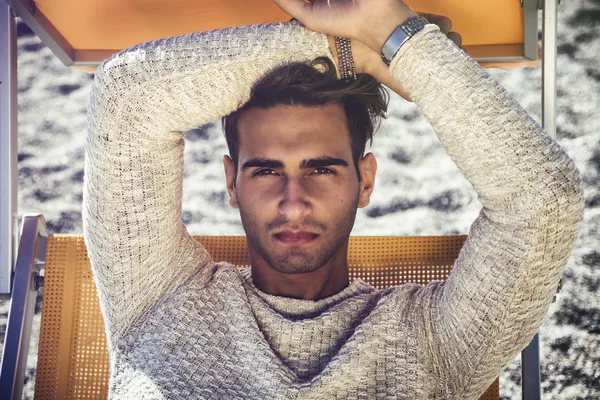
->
xmin=382 ymin=17 xmax=427 ymax=64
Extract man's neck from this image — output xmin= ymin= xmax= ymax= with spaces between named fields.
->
xmin=249 ymin=250 xmax=350 ymax=301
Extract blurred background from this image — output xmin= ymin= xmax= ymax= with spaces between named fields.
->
xmin=1 ymin=0 xmax=598 ymax=398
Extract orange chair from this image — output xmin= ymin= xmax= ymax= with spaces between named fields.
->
xmin=6 ymin=0 xmax=540 ymax=71
xmin=1 ymin=215 xmax=506 ymax=400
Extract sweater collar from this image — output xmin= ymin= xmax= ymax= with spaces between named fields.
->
xmin=237 ymin=267 xmax=374 ymax=318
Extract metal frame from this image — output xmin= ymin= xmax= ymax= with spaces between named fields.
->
xmin=519 ymin=1 xmax=559 ymax=397
xmin=542 ymin=0 xmax=558 ymax=139
xmin=0 ymin=2 xmax=17 ymax=299
xmin=4 ymin=0 xmax=74 ymax=66
xmin=522 ymin=334 xmax=542 ymax=399
xmin=523 ymin=0 xmax=541 ymax=60
xmin=0 ymin=214 xmax=47 ymax=400
xmin=521 ymin=0 xmax=560 ymax=394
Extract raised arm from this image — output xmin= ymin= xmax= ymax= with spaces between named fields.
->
xmin=389 ymin=26 xmax=583 ymax=397
xmin=275 ymin=0 xmax=584 ymax=397
xmin=83 ymin=23 xmax=332 ymax=344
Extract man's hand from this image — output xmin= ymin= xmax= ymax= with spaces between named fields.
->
xmin=325 ymin=12 xmax=461 ymax=102
xmin=273 ymin=1 xmax=462 ymax=101
xmin=273 ymin=0 xmax=417 ymax=53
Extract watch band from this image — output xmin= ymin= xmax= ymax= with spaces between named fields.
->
xmin=381 ymin=16 xmax=428 ymax=65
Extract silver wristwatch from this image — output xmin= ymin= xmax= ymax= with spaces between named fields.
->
xmin=381 ymin=16 xmax=428 ymax=65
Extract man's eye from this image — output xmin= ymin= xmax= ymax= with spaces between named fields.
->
xmin=253 ymin=169 xmax=278 ymax=177
xmin=311 ymin=167 xmax=335 ymax=175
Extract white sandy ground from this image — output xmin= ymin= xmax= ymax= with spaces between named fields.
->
xmin=0 ymin=0 xmax=598 ymax=398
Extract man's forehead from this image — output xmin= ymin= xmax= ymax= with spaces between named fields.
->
xmin=236 ymin=104 xmax=352 ymax=157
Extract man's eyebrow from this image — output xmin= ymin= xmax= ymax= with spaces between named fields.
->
xmin=301 ymin=157 xmax=349 ymax=169
xmin=241 ymin=158 xmax=284 ymax=170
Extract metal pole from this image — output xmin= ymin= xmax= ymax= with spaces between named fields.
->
xmin=0 ymin=3 xmax=18 ymax=299
xmin=521 ymin=2 xmax=559 ymax=397
xmin=522 ymin=333 xmax=542 ymax=399
xmin=523 ymin=0 xmax=540 ymax=60
xmin=542 ymin=0 xmax=558 ymax=139
xmin=0 ymin=215 xmax=47 ymax=400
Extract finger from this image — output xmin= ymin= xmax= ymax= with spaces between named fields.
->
xmin=447 ymin=31 xmax=462 ymax=47
xmin=419 ymin=13 xmax=452 ymax=34
xmin=272 ymin=0 xmax=312 ymax=22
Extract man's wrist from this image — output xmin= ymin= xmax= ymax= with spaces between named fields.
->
xmin=380 ymin=16 xmax=428 ymax=65
xmin=359 ymin=9 xmax=419 ymax=54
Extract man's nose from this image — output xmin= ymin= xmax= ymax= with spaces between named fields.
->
xmin=278 ymin=177 xmax=311 ymax=222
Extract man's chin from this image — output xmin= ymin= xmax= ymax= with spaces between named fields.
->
xmin=265 ymin=250 xmax=325 ymax=275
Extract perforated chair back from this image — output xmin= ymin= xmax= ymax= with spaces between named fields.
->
xmin=35 ymin=234 xmax=499 ymax=399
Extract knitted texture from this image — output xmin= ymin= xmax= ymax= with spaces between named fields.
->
xmin=83 ymin=22 xmax=584 ymax=399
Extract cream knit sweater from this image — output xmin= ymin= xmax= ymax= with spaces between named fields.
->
xmin=83 ymin=22 xmax=583 ymax=399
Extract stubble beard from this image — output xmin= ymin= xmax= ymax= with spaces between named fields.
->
xmin=238 ymin=196 xmax=360 ymax=275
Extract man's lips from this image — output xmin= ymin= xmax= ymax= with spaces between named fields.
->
xmin=274 ymin=231 xmax=319 ymax=245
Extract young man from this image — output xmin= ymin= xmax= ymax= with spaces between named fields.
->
xmin=83 ymin=0 xmax=583 ymax=398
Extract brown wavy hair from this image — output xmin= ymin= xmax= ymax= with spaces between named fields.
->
xmin=222 ymin=57 xmax=389 ymax=175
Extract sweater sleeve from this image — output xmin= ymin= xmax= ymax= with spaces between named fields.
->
xmin=389 ymin=25 xmax=584 ymax=398
xmin=83 ymin=22 xmax=331 ymax=344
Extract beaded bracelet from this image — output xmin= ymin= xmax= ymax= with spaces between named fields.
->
xmin=334 ymin=36 xmax=357 ymax=81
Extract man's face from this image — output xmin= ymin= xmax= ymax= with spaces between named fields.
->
xmin=224 ymin=104 xmax=376 ymax=275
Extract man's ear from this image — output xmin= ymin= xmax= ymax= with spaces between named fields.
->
xmin=357 ymin=152 xmax=377 ymax=208
xmin=223 ymin=155 xmax=239 ymax=209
